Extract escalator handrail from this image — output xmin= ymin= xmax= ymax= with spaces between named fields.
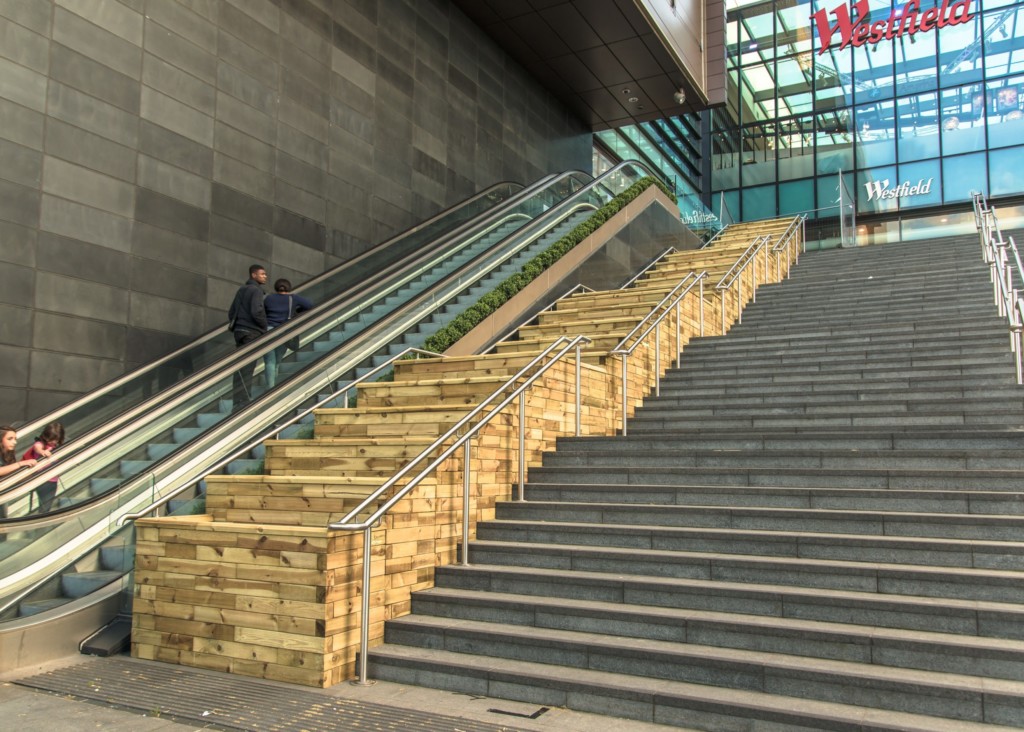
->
xmin=0 ymin=174 xmax=578 ymax=498
xmin=11 ymin=180 xmax=527 ymax=449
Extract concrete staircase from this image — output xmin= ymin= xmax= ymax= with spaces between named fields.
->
xmin=367 ymin=235 xmax=1024 ymax=730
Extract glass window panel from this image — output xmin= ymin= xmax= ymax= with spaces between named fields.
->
xmin=893 ymin=15 xmax=938 ymax=96
xmin=896 ymin=159 xmax=942 ymax=209
xmin=815 ymin=172 xmax=853 ymax=219
xmin=742 ymin=183 xmax=776 ymax=220
xmin=938 ymin=8 xmax=983 ymax=88
xmin=855 ymin=101 xmax=896 ymax=167
xmin=857 ymin=166 xmax=900 ymax=215
xmin=816 ymin=110 xmax=854 ymax=174
xmin=983 ymin=6 xmax=1024 ymax=78
xmin=987 ymin=77 xmax=1024 ymax=149
xmin=779 ymin=179 xmax=814 ymax=215
xmin=742 ymin=125 xmax=777 ymax=186
xmin=942 ymin=152 xmax=986 ymax=203
xmin=989 ymin=145 xmax=1024 ymax=197
xmin=940 ymin=86 xmax=986 ymax=156
xmin=713 ymin=190 xmax=741 ymax=223
xmin=896 ymin=92 xmax=940 ymax=161
xmin=852 ymin=7 xmax=894 ymax=105
xmin=778 ymin=115 xmax=816 ymax=180
xmin=713 ymin=131 xmax=740 ymax=190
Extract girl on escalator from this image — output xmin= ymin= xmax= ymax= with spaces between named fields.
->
xmin=22 ymin=421 xmax=64 ymax=512
xmin=1 ymin=425 xmax=37 ymax=523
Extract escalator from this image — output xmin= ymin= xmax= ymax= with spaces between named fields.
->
xmin=0 ymin=162 xmax=661 ymax=667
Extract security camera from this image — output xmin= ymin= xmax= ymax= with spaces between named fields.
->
xmin=673 ymin=89 xmax=686 ymax=105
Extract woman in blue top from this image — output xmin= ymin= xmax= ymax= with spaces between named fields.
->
xmin=263 ymin=279 xmax=314 ymax=388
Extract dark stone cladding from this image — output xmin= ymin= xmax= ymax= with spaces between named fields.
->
xmin=0 ymin=0 xmax=590 ymax=422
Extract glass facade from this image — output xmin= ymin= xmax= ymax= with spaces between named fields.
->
xmin=712 ymin=0 xmax=1024 ymax=222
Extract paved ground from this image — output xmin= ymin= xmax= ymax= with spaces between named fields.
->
xmin=1 ymin=654 xmax=686 ymax=731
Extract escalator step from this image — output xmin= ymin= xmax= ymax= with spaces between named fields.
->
xmin=18 ymin=597 xmax=72 ymax=617
xmin=146 ymin=443 xmax=175 ymax=461
xmin=61 ymin=570 xmax=121 ymax=599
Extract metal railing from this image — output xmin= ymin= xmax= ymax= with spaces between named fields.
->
xmin=715 ymin=234 xmax=772 ymax=334
xmin=972 ymin=192 xmax=1024 ymax=384
xmin=116 ymin=347 xmax=444 ymax=526
xmin=610 ymin=272 xmax=707 ymax=436
xmin=327 ymin=335 xmax=590 ymax=685
xmin=771 ymin=215 xmax=807 ymax=281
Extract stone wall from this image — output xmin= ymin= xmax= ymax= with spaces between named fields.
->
xmin=0 ymin=0 xmax=591 ymax=422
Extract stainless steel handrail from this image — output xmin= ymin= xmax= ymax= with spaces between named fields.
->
xmin=116 ymin=347 xmax=445 ymax=526
xmin=622 ymin=247 xmax=677 ymax=289
xmin=610 ymin=272 xmax=707 ymax=435
xmin=771 ymin=215 xmax=807 ymax=280
xmin=326 ymin=334 xmax=591 ymax=685
xmin=12 ymin=180 xmax=531 ymax=447
xmin=715 ymin=234 xmax=772 ymax=334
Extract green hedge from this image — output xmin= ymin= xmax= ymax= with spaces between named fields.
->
xmin=422 ymin=177 xmax=675 ymax=353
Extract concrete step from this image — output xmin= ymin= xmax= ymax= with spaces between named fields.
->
xmin=478 ymin=518 xmax=1024 ymax=569
xmin=381 ymin=615 xmax=1024 ymax=722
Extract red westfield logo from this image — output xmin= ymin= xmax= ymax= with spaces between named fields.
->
xmin=812 ymin=0 xmax=973 ymax=55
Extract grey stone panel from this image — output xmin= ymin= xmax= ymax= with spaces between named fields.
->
xmin=0 ymin=303 xmax=32 ymax=347
xmin=128 ymin=291 xmax=206 ymax=337
xmin=0 ymin=0 xmax=51 ymax=34
xmin=212 ymin=153 xmax=274 ymax=201
xmin=331 ymin=49 xmax=375 ymax=103
xmin=279 ymin=0 xmax=331 ymax=39
xmin=374 ymin=79 xmax=414 ymax=129
xmin=272 ymin=235 xmax=325 ymax=278
xmin=34 ymin=271 xmax=128 ymax=326
xmin=37 ymin=231 xmax=131 ymax=288
xmin=208 ymin=241 xmax=262 ymax=284
xmin=28 ymin=349 xmax=123 ymax=392
xmin=140 ymin=87 xmax=214 ymax=147
xmin=132 ymin=222 xmax=208 ymax=273
xmin=0 ymin=137 xmax=41 ymax=188
xmin=273 ymin=205 xmax=326 ymax=251
xmin=210 ymin=183 xmax=273 ymax=229
xmin=222 ymin=0 xmax=278 ymax=33
xmin=42 ymin=156 xmax=135 ymax=217
xmin=0 ymin=178 xmax=41 ymax=228
xmin=217 ymin=28 xmax=279 ymax=84
xmin=142 ymin=19 xmax=216 ymax=85
xmin=281 ymin=37 xmax=329 ymax=89
xmin=0 ymin=55 xmax=47 ymax=112
xmin=277 ymin=150 xmax=325 ymax=196
xmin=216 ymin=61 xmax=276 ymax=117
xmin=275 ymin=182 xmax=326 ymax=231
xmin=45 ymin=118 xmax=137 ymax=182
xmin=174 ymin=0 xmax=218 ymax=22
xmin=0 ymin=97 xmax=44 ymax=151
xmin=33 ymin=310 xmax=126 ymax=360
xmin=39 ymin=195 xmax=133 ymax=252
xmin=214 ymin=122 xmax=274 ymax=173
xmin=330 ymin=19 xmax=376 ymax=70
xmin=209 ymin=214 xmax=273 ymax=260
xmin=50 ymin=43 xmax=141 ymax=114
xmin=0 ymin=15 xmax=49 ymax=72
xmin=139 ymin=120 xmax=213 ymax=178
xmin=327 ymin=174 xmax=370 ymax=217
xmin=136 ymin=154 xmax=211 ymax=210
xmin=282 ymin=66 xmax=329 ymax=119
xmin=142 ymin=52 xmax=216 ymax=115
xmin=57 ymin=0 xmax=144 ymax=46
xmin=412 ymin=147 xmax=447 ymax=187
xmin=123 ymin=325 xmax=191 ymax=365
xmin=0 ymin=344 xmax=29 ymax=388
xmin=216 ymin=92 xmax=275 ymax=144
xmin=145 ymin=0 xmax=216 ymax=52
xmin=0 ymin=385 xmax=27 ymax=419
xmin=130 ymin=257 xmax=207 ymax=305
xmin=278 ymin=102 xmax=328 ymax=145
xmin=47 ymin=82 xmax=139 ymax=147
xmin=277 ymin=121 xmax=327 ymax=169
xmin=218 ymin=1 xmax=279 ymax=55
xmin=0 ymin=220 xmax=35 ymax=267
xmin=134 ymin=188 xmax=209 ymax=241
xmin=52 ymin=6 xmax=141 ymax=79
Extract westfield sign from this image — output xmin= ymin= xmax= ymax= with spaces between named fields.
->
xmin=812 ymin=0 xmax=974 ymax=55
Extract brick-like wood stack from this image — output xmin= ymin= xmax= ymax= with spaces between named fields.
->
xmin=133 ymin=213 xmax=802 ymax=687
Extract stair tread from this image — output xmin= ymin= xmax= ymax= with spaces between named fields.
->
xmin=369 ymin=645 xmax=1021 ymax=732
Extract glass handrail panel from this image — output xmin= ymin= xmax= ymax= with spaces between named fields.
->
xmin=0 ymin=163 xmax=656 ymax=609
xmin=12 ymin=182 xmax=525 ymax=458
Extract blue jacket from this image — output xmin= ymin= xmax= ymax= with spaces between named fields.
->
xmin=265 ymin=292 xmax=314 ymax=328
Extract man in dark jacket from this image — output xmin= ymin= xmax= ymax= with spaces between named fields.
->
xmin=227 ymin=264 xmax=268 ymax=405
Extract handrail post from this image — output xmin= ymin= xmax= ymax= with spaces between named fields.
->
xmin=737 ymin=277 xmax=744 ymax=324
xmin=751 ymin=250 xmax=757 ymax=303
xmin=675 ymin=301 xmax=681 ymax=366
xmin=720 ymin=286 xmax=726 ymax=335
xmin=353 ymin=524 xmax=373 ymax=686
xmin=463 ymin=440 xmax=472 ymax=561
xmin=621 ymin=354 xmax=629 ymax=436
xmin=655 ymin=319 xmax=662 ymax=397
xmin=517 ymin=393 xmax=526 ymax=501
xmin=699 ymin=276 xmax=704 ymax=337
xmin=574 ymin=343 xmax=582 ymax=437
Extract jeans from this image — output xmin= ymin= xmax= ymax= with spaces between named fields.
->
xmin=232 ymin=328 xmax=262 ymax=405
xmin=264 ymin=344 xmax=285 ymax=388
